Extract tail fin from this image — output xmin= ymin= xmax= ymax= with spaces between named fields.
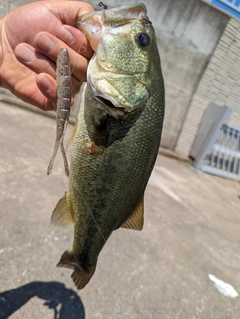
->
xmin=56 ymin=250 xmax=96 ymax=290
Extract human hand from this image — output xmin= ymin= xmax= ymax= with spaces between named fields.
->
xmin=0 ymin=1 xmax=93 ymax=110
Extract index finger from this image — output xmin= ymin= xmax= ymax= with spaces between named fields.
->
xmin=49 ymin=1 xmax=94 ymax=27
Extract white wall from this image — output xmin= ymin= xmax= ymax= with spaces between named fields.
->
xmin=176 ymin=18 xmax=240 ymax=156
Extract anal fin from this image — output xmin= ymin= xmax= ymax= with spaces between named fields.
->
xmin=51 ymin=192 xmax=74 ymax=227
xmin=121 ymin=197 xmax=144 ymax=231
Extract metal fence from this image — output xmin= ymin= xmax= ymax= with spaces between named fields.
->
xmin=202 ymin=124 xmax=240 ymax=180
xmin=190 ymin=103 xmax=240 ymax=181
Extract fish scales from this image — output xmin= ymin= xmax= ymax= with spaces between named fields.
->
xmin=51 ymin=3 xmax=165 ymax=290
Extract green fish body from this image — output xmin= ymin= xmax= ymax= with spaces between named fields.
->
xmin=52 ymin=3 xmax=165 ymax=290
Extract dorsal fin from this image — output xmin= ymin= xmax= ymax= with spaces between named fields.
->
xmin=121 ymin=197 xmax=144 ymax=231
xmin=51 ymin=192 xmax=74 ymax=227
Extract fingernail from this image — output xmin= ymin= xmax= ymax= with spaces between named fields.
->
xmin=16 ymin=45 xmax=35 ymax=62
xmin=56 ymin=26 xmax=74 ymax=45
xmin=38 ymin=75 xmax=51 ymax=90
xmin=36 ymin=33 xmax=54 ymax=52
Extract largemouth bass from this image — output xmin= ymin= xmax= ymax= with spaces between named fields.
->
xmin=51 ymin=3 xmax=165 ymax=290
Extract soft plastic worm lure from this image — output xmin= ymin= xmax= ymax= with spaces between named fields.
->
xmin=47 ymin=48 xmax=71 ymax=177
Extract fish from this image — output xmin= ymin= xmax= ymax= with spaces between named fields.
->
xmin=51 ymin=3 xmax=165 ymax=290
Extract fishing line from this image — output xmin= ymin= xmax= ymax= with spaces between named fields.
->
xmin=68 ymin=63 xmax=107 ymax=243
xmin=78 ymin=188 xmax=107 ymax=243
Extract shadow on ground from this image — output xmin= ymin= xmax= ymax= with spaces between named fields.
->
xmin=0 ymin=281 xmax=85 ymax=319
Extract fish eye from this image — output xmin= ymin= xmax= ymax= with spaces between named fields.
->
xmin=136 ymin=32 xmax=150 ymax=47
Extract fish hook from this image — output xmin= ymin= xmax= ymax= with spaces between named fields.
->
xmin=98 ymin=2 xmax=108 ymax=9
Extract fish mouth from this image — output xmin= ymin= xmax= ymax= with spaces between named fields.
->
xmin=96 ymin=96 xmax=115 ymax=108
xmin=76 ymin=4 xmax=149 ymax=52
xmin=87 ymin=58 xmax=148 ymax=116
xmin=87 ymin=68 xmax=128 ymax=119
xmin=94 ymin=95 xmax=127 ymax=119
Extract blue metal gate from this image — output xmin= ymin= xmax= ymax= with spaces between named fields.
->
xmin=201 ymin=0 xmax=240 ymax=19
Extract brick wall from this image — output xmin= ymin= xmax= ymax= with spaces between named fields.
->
xmin=175 ymin=18 xmax=240 ymax=157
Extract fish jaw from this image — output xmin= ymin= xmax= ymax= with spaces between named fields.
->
xmin=76 ymin=4 xmax=154 ymax=115
xmin=86 ymin=56 xmax=149 ymax=118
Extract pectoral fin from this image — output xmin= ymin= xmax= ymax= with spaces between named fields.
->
xmin=51 ymin=192 xmax=74 ymax=227
xmin=121 ymin=197 xmax=144 ymax=231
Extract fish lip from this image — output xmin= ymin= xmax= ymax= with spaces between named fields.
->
xmin=92 ymin=93 xmax=146 ymax=120
xmin=77 ymin=4 xmax=149 ymax=24
xmin=95 ymin=96 xmax=116 ymax=108
xmin=87 ymin=60 xmax=147 ymax=116
xmin=96 ymin=95 xmax=126 ymax=111
xmin=92 ymin=93 xmax=128 ymax=119
xmin=89 ymin=82 xmax=147 ymax=116
xmin=76 ymin=4 xmax=150 ymax=43
xmin=87 ymin=70 xmax=128 ymax=118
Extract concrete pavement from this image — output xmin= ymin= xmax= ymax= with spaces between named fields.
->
xmin=1 ymin=100 xmax=240 ymax=318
